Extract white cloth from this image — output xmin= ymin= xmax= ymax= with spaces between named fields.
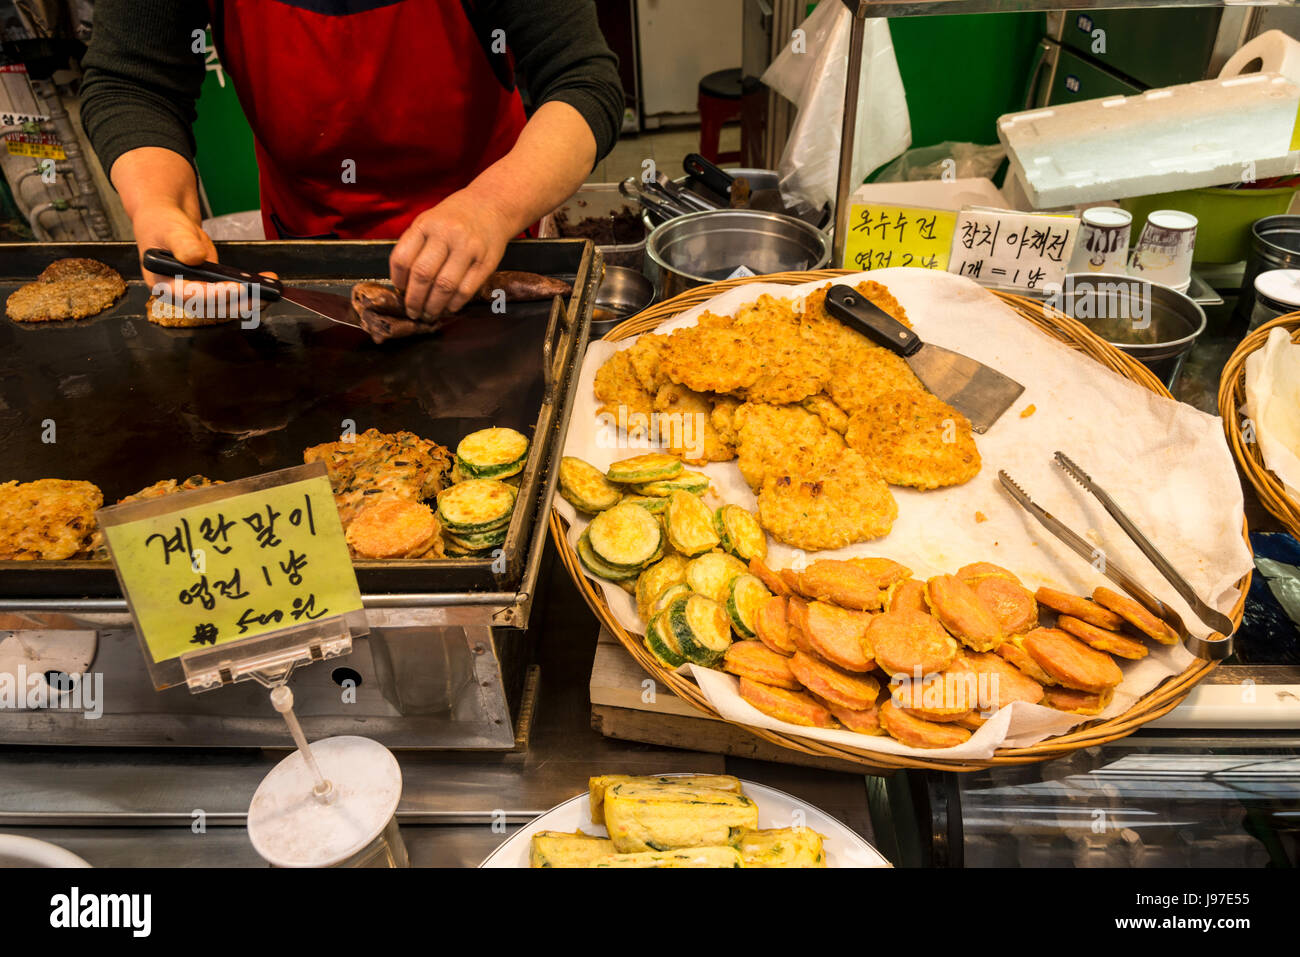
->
xmin=1244 ymin=325 xmax=1300 ymax=505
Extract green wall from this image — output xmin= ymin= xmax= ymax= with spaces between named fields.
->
xmin=191 ymin=45 xmax=260 ymax=217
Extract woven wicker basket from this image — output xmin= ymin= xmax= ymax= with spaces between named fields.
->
xmin=1218 ymin=313 xmax=1300 ymax=539
xmin=552 ymin=269 xmax=1246 ymax=772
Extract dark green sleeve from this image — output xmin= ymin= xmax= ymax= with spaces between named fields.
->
xmin=78 ymin=0 xmax=210 ymax=175
xmin=484 ymin=0 xmax=624 ymax=162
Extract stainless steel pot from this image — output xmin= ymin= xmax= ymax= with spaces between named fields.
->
xmin=592 ymin=264 xmax=655 ymax=336
xmin=1056 ymin=273 xmax=1207 ymax=389
xmin=645 ymin=209 xmax=831 ymax=299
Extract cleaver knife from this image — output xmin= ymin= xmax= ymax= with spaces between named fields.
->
xmin=141 ymin=248 xmax=364 ymax=330
xmin=823 ymin=283 xmax=1024 ymax=433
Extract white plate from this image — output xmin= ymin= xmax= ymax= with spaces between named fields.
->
xmin=480 ymin=777 xmax=891 ymax=868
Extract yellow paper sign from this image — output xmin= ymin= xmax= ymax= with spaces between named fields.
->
xmin=99 ymin=466 xmax=362 ymax=664
xmin=841 ymin=203 xmax=958 ymax=271
xmin=4 ymin=135 xmax=65 ymax=160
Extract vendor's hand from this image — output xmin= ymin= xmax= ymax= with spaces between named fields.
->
xmin=389 ymin=188 xmax=513 ymax=320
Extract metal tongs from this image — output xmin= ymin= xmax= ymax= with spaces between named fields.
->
xmin=998 ymin=451 xmax=1234 ymax=660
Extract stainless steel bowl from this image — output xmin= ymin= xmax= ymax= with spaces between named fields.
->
xmin=592 ymin=264 xmax=655 ymax=336
xmin=645 ymin=209 xmax=831 ymax=299
xmin=1056 ymin=273 xmax=1207 ymax=389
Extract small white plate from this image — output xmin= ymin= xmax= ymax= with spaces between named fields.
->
xmin=480 ymin=777 xmax=891 ymax=868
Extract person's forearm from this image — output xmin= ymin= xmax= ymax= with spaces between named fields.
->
xmin=462 ymin=101 xmax=597 ymax=235
xmin=111 ymin=147 xmax=203 ymax=223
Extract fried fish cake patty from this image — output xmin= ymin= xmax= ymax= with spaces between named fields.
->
xmin=723 ymin=641 xmax=801 ymax=689
xmin=788 ymin=651 xmax=880 ymax=710
xmin=1057 ymin=614 xmax=1150 ymax=659
xmin=738 ymin=677 xmax=838 ymax=729
xmin=594 ymin=348 xmax=656 ymax=435
xmin=1042 ymin=684 xmax=1114 ymax=716
xmin=867 ymin=609 xmax=959 ymax=678
xmin=1092 ymin=586 xmax=1179 ymax=645
xmin=845 ymin=389 xmax=981 ymax=490
xmin=733 ymin=401 xmax=843 ymax=490
xmin=1034 ymin=587 xmax=1125 ymax=631
xmin=304 ymin=428 xmax=452 ymax=527
xmin=652 ymin=383 xmax=735 ymax=463
xmin=962 ymin=650 xmax=1045 ymax=708
xmin=345 ymin=498 xmax=443 ymax=559
xmin=757 ymin=448 xmax=897 ymax=550
xmin=1022 ymin=627 xmax=1123 ymax=693
xmin=926 ymin=574 xmax=1004 ymax=652
xmin=879 ymin=699 xmax=972 ymax=749
xmin=973 ymin=575 xmax=1039 ymax=635
xmin=0 ymin=479 xmax=103 ymax=560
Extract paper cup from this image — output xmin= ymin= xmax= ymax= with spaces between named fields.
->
xmin=1128 ymin=209 xmax=1198 ymax=292
xmin=1069 ymin=207 xmax=1132 ymax=273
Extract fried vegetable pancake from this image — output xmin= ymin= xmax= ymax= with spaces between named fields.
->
xmin=303 ymin=428 xmax=452 ymax=527
xmin=845 ymin=389 xmax=981 ymax=490
xmin=1022 ymin=627 xmax=1123 ymax=693
xmin=1092 ymin=586 xmax=1179 ymax=645
xmin=788 ymin=651 xmax=880 ymax=710
xmin=709 ymin=395 xmax=743 ymax=448
xmin=733 ymin=401 xmax=843 ymax=490
xmin=1057 ymin=614 xmax=1150 ymax=659
xmin=652 ymin=383 xmax=735 ymax=463
xmin=89 ymin=475 xmax=224 ymax=557
xmin=757 ymin=447 xmax=897 ymax=550
xmin=738 ymin=677 xmax=839 ymax=728
xmin=7 ymin=276 xmax=126 ymax=323
xmin=973 ymin=575 xmax=1039 ymax=635
xmin=800 ymin=393 xmax=849 ymax=433
xmin=659 ymin=324 xmax=764 ymax=394
xmin=879 ymin=699 xmax=972 ymax=749
xmin=626 ymin=333 xmax=671 ymax=394
xmin=345 ymin=499 xmax=443 ymax=559
xmin=867 ymin=609 xmax=959 ymax=678
xmin=0 ymin=479 xmax=103 ymax=560
xmin=593 ymin=348 xmax=656 ymax=436
xmin=1034 ymin=587 xmax=1125 ymax=631
xmin=38 ymin=258 xmax=121 ymax=283
xmin=926 ymin=574 xmax=1003 ymax=652
xmin=723 ymin=641 xmax=801 ymax=689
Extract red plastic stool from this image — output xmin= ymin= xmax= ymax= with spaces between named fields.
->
xmin=698 ymin=68 xmax=744 ymax=165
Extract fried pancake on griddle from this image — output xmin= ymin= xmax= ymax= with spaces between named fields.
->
xmin=7 ymin=257 xmax=127 ymax=323
xmin=0 ymin=479 xmax=103 ymax=560
xmin=146 ymin=294 xmax=233 ymax=328
xmin=303 ymin=428 xmax=452 ymax=527
xmin=845 ymin=389 xmax=981 ymax=490
xmin=88 ymin=475 xmax=224 ymax=557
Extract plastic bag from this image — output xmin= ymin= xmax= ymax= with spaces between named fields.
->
xmin=761 ymin=4 xmax=910 ymax=216
xmin=873 ymin=141 xmax=1007 ymax=183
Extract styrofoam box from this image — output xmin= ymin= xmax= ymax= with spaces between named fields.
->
xmin=999 ymin=73 xmax=1300 ymax=209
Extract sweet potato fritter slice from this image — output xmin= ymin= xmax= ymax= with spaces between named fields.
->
xmin=867 ymin=609 xmax=959 ymax=678
xmin=1057 ymin=614 xmax=1150 ymax=659
xmin=926 ymin=574 xmax=1004 ymax=652
xmin=879 ymin=699 xmax=972 ymax=749
xmin=962 ymin=651 xmax=1045 ymax=709
xmin=1042 ymin=684 xmax=1114 ymax=716
xmin=973 ymin=575 xmax=1039 ymax=635
xmin=0 ymin=479 xmax=103 ymax=560
xmin=1034 ymin=587 xmax=1125 ymax=631
xmin=738 ymin=677 xmax=839 ymax=729
xmin=788 ymin=651 xmax=880 ymax=710
xmin=345 ymin=499 xmax=443 ymax=559
xmin=1022 ymin=627 xmax=1124 ymax=693
xmin=724 ymin=641 xmax=801 ymax=689
xmin=845 ymin=389 xmax=981 ymax=491
xmin=1092 ymin=586 xmax=1180 ymax=645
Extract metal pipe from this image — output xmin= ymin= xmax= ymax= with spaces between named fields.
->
xmin=831 ymin=10 xmax=867 ymax=267
xmin=30 ymin=78 xmax=113 ymax=240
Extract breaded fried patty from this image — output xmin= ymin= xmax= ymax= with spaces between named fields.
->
xmin=593 ymin=348 xmax=656 ymax=436
xmin=7 ymin=266 xmax=126 ymax=323
xmin=146 ymin=294 xmax=233 ymax=328
xmin=304 ymin=428 xmax=452 ymax=527
xmin=658 ymin=324 xmax=764 ymax=395
xmin=38 ymin=258 xmax=122 ymax=283
xmin=652 ymin=382 xmax=735 ymax=463
xmin=757 ymin=447 xmax=897 ymax=549
xmin=733 ymin=401 xmax=844 ymax=491
xmin=0 ymin=479 xmax=103 ymax=560
xmin=345 ymin=499 xmax=443 ymax=559
xmin=845 ymin=389 xmax=981 ymax=490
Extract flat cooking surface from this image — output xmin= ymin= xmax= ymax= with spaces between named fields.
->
xmin=0 ymin=240 xmax=592 ymax=598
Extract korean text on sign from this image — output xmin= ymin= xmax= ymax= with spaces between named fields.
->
xmin=947 ymin=210 xmax=1079 ymax=291
xmin=100 ymin=472 xmax=362 ymax=663
xmin=841 ymin=203 xmax=957 ymax=272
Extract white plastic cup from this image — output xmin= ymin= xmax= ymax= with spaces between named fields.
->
xmin=1128 ymin=209 xmax=1198 ymax=292
xmin=1069 ymin=207 xmax=1132 ymax=273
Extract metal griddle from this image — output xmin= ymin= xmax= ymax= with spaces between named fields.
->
xmin=0 ymin=239 xmax=596 ymax=603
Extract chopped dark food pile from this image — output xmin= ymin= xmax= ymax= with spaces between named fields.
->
xmin=350 ymin=271 xmax=573 ymax=344
xmin=554 ymin=204 xmax=644 ymax=245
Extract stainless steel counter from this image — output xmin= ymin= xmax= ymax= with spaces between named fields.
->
xmin=0 ymin=556 xmax=876 ymax=867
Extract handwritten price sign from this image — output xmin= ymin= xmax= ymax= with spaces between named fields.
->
xmin=99 ymin=464 xmax=362 ymax=666
xmin=841 ymin=203 xmax=957 ymax=271
xmin=947 ymin=209 xmax=1079 ymax=291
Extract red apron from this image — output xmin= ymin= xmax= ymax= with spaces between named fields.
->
xmin=207 ymin=0 xmax=528 ymax=239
